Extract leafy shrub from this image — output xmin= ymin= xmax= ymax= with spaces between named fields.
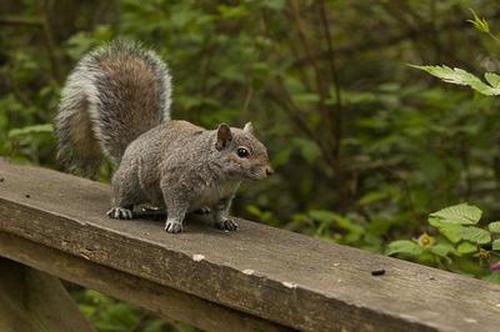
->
xmin=387 ymin=203 xmax=500 ymax=282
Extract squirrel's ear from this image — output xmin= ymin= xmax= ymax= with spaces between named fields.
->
xmin=216 ymin=123 xmax=233 ymax=151
xmin=243 ymin=122 xmax=254 ymax=134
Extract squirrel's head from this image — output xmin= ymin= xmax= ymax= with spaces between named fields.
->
xmin=215 ymin=122 xmax=273 ymax=181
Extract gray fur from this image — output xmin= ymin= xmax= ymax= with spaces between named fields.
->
xmin=55 ymin=40 xmax=171 ymax=174
xmin=55 ymin=41 xmax=272 ymax=233
xmin=111 ymin=120 xmax=272 ymax=233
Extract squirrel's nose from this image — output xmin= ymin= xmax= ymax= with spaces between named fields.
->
xmin=265 ymin=167 xmax=274 ymax=176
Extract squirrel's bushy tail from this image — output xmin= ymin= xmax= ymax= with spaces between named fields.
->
xmin=55 ymin=40 xmax=172 ymax=175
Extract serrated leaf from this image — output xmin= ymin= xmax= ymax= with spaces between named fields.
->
xmin=484 ymin=72 xmax=500 ymax=88
xmin=456 ymin=241 xmax=477 ymax=254
xmin=429 ymin=203 xmax=482 ymax=225
xmin=488 ymin=221 xmax=500 ymax=233
xmin=461 ymin=226 xmax=491 ymax=244
xmin=385 ymin=240 xmax=423 ymax=256
xmin=493 ymin=239 xmax=500 ymax=251
xmin=410 ymin=65 xmax=500 ymax=96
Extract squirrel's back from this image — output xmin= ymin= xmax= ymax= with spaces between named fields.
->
xmin=55 ymin=40 xmax=172 ymax=175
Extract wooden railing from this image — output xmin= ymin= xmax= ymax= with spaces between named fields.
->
xmin=0 ymin=162 xmax=499 ymax=331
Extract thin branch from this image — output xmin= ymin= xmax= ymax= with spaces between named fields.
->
xmin=259 ymin=9 xmax=313 ymax=91
xmin=242 ymin=84 xmax=253 ymax=114
xmin=288 ymin=0 xmax=328 ymax=113
xmin=292 ymin=10 xmax=500 ymax=67
xmin=0 ymin=16 xmax=43 ymax=26
xmin=318 ymin=0 xmax=343 ymax=160
xmin=268 ymin=77 xmax=335 ymax=169
xmin=36 ymin=0 xmax=62 ymax=82
xmin=430 ymin=0 xmax=443 ymax=63
xmin=5 ymin=75 xmax=33 ymax=107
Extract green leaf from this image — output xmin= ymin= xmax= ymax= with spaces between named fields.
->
xmin=292 ymin=93 xmax=320 ymax=105
xmin=430 ymin=243 xmax=454 ymax=260
xmin=8 ymin=124 xmax=53 ymax=138
xmin=410 ymin=65 xmax=500 ymax=96
xmin=385 ymin=240 xmax=423 ymax=257
xmin=332 ymin=214 xmax=364 ymax=234
xmin=429 ymin=203 xmax=482 ymax=225
xmin=467 ymin=9 xmax=490 ymax=33
xmin=308 ymin=210 xmax=337 ymax=224
xmin=292 ymin=138 xmax=321 ymax=164
xmin=358 ymin=191 xmax=388 ymax=206
xmin=261 ymin=0 xmax=286 ymax=10
xmin=429 ymin=218 xmax=465 ymax=243
xmin=428 ymin=217 xmax=448 ymax=228
xmin=245 ymin=205 xmax=263 ymax=218
xmin=484 ymin=73 xmax=500 ymax=88
xmin=461 ymin=226 xmax=491 ymax=244
xmin=488 ymin=221 xmax=500 ymax=233
xmin=493 ymin=239 xmax=500 ymax=251
xmin=439 ymin=225 xmax=465 ymax=243
xmin=456 ymin=241 xmax=477 ymax=254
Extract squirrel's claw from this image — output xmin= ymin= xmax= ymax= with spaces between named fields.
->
xmin=107 ymin=207 xmax=133 ymax=220
xmin=216 ymin=217 xmax=239 ymax=232
xmin=165 ymin=220 xmax=183 ymax=233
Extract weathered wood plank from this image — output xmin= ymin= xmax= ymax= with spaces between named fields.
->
xmin=0 ymin=257 xmax=95 ymax=332
xmin=0 ymin=233 xmax=290 ymax=332
xmin=1 ymin=163 xmax=500 ymax=331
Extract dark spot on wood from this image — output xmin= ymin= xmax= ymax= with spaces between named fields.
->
xmin=25 ymin=194 xmax=30 ymax=198
xmin=0 ymin=177 xmax=4 ymax=182
xmin=371 ymin=269 xmax=385 ymax=276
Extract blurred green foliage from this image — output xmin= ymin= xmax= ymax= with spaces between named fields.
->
xmin=73 ymin=289 xmax=195 ymax=332
xmin=1 ymin=0 xmax=500 ymax=330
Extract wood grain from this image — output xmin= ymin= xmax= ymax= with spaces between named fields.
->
xmin=0 ymin=257 xmax=95 ymax=332
xmin=1 ymin=163 xmax=500 ymax=331
xmin=0 ymin=233 xmax=289 ymax=332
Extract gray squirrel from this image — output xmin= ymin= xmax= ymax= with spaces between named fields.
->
xmin=55 ymin=40 xmax=273 ymax=233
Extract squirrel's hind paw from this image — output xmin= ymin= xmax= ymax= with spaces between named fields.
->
xmin=107 ymin=207 xmax=133 ymax=220
xmin=216 ymin=217 xmax=239 ymax=232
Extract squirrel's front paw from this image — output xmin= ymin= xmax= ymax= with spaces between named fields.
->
xmin=107 ymin=207 xmax=133 ymax=220
xmin=165 ymin=219 xmax=183 ymax=233
xmin=215 ymin=217 xmax=239 ymax=231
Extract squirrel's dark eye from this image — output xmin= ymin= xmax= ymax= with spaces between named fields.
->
xmin=237 ymin=147 xmax=249 ymax=158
